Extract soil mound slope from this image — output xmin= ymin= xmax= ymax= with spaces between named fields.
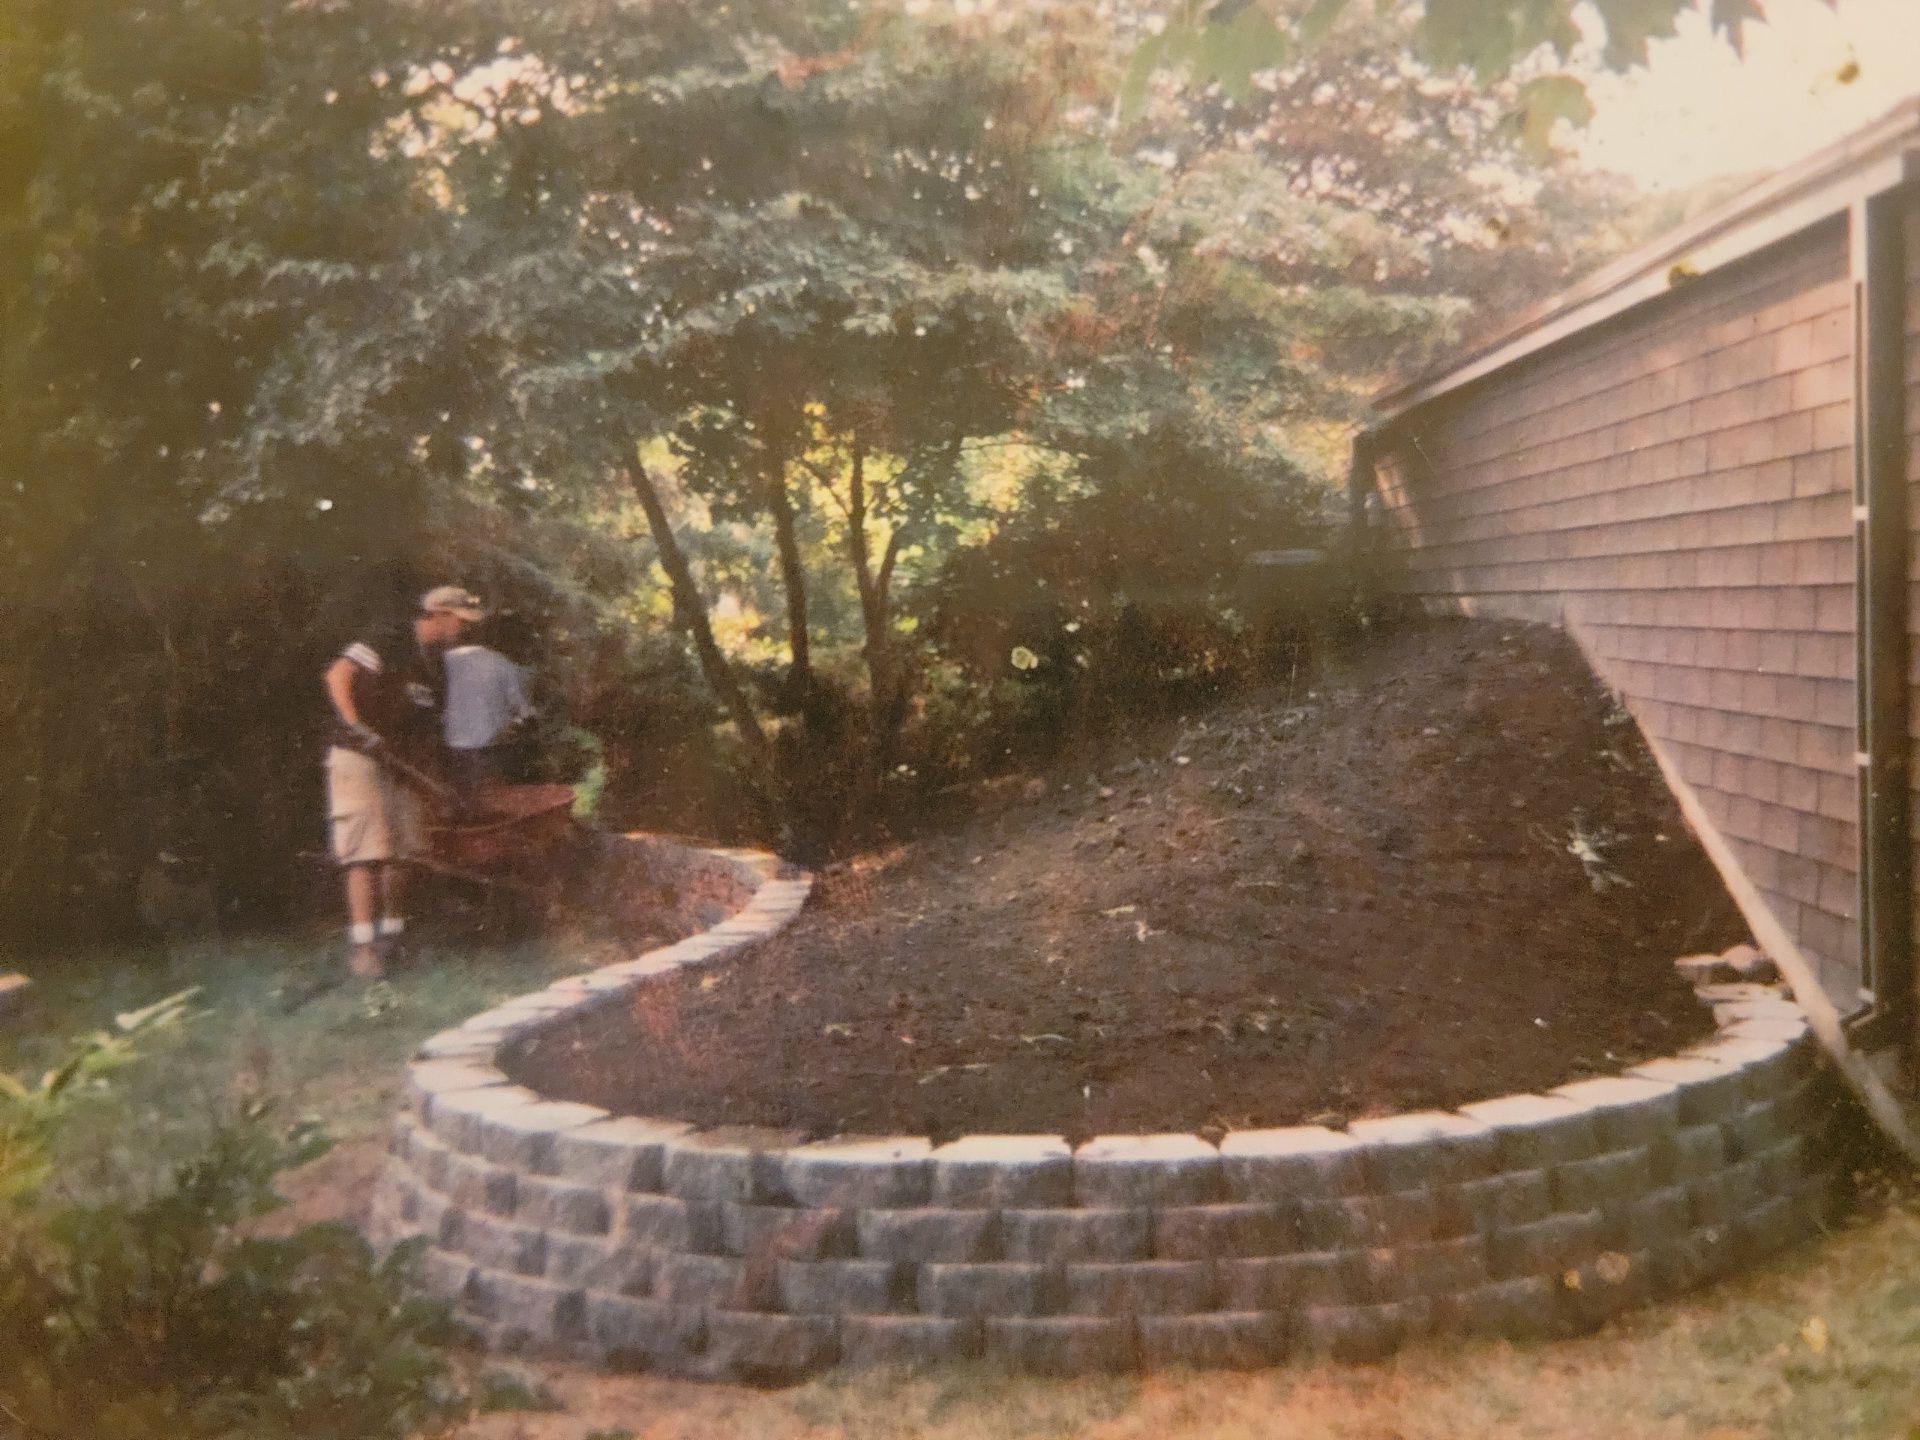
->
xmin=511 ymin=618 xmax=1742 ymax=1139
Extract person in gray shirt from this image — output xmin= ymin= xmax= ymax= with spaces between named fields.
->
xmin=442 ymin=613 xmax=537 ymax=795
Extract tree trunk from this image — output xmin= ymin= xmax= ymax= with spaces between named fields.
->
xmin=846 ymin=433 xmax=910 ymax=774
xmin=621 ymin=458 xmax=771 ymax=766
xmin=763 ymin=444 xmax=813 ymax=710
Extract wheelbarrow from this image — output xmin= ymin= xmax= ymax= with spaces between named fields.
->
xmin=420 ymin=781 xmax=581 ymax=896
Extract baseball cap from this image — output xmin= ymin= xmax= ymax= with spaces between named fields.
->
xmin=420 ymin=585 xmax=488 ymax=621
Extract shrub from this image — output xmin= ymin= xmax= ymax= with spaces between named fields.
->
xmin=0 ymin=1013 xmax=465 ymax=1440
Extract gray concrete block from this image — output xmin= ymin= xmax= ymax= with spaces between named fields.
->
xmin=474 ymin=1100 xmax=607 ymax=1170
xmin=1447 ymin=1274 xmax=1569 ymax=1341
xmin=1000 ymin=1208 xmax=1149 ymax=1263
xmin=858 ymin=1208 xmax=1000 ymax=1263
xmin=1648 ymin=1225 xmax=1740 ymax=1295
xmin=545 ymin=1116 xmax=692 ymax=1190
xmin=465 ymin=1272 xmax=586 ymax=1346
xmin=1735 ymin=1193 xmax=1802 ymax=1260
xmin=1560 ymin=1251 xmax=1653 ymax=1331
xmin=984 ymin=1315 xmax=1136 ymax=1375
xmin=401 ymin=1058 xmax=509 ymax=1120
xmin=1153 ymin=1202 xmax=1295 ymax=1260
xmin=414 ymin=1028 xmax=503 ymax=1062
xmin=1361 ymin=1236 xmax=1491 ymax=1301
xmin=656 ymin=1251 xmax=767 ymax=1310
xmin=387 ymin=1115 xmax=419 ymax=1161
xmin=1488 ymin=1210 xmax=1605 ymax=1279
xmin=1219 ymin=1126 xmax=1371 ymax=1200
xmin=514 ymin=1175 xmax=613 ymax=1236
xmin=704 ymin=1310 xmax=838 ymax=1381
xmin=1771 ymin=1076 xmax=1838 ymax=1139
xmin=1217 ymin=1251 xmax=1365 ymax=1309
xmin=408 ymin=1130 xmax=454 ymax=1193
xmin=1458 ymin=1094 xmax=1601 ymax=1168
xmin=1296 ymin=1299 xmax=1431 ymax=1362
xmin=586 ymin=1294 xmax=704 ymax=1368
xmin=401 ymin=1178 xmax=452 ymax=1239
xmin=1675 ymin=952 xmax=1735 ymax=985
xmin=424 ymin=1082 xmax=547 ymax=1153
xmin=454 ymin=1212 xmax=548 ymax=1276
xmin=1718 ymin=1017 xmax=1812 ymax=1046
xmin=839 ymin=1314 xmax=979 ymax=1368
xmin=1074 ymin=1134 xmax=1222 ymax=1207
xmin=545 ymin=1234 xmax=654 ymax=1295
xmin=621 ymin=1192 xmax=694 ymax=1249
xmin=721 ymin=1202 xmax=854 ymax=1261
xmin=780 ymin=1137 xmax=932 ymax=1208
xmin=919 ymin=1262 xmax=1053 ymax=1317
xmin=418 ymin=1247 xmax=475 ymax=1305
xmin=777 ymin=1258 xmax=909 ymax=1315
xmin=1628 ymin=1057 xmax=1749 ymax=1126
xmin=1652 ymin=1121 xmax=1730 ymax=1188
xmin=1297 ymin=1189 xmax=1467 ymax=1249
xmin=443 ymin=1152 xmax=517 ymax=1217
xmin=1680 ymin=1034 xmax=1812 ymax=1101
xmin=1688 ymin=1156 xmax=1769 ymax=1228
xmin=1550 ymin=1147 xmax=1654 ymax=1212
xmin=1614 ymin=1184 xmax=1691 ymax=1252
xmin=1722 ymin=1099 xmax=1791 ymax=1162
xmin=663 ymin=1127 xmax=807 ymax=1204
xmin=1547 ymin=1075 xmax=1682 ymax=1150
xmin=1137 ymin=1312 xmax=1290 ymax=1369
xmin=1063 ymin=1261 xmax=1215 ymax=1316
xmin=1755 ymin=1134 xmax=1812 ymax=1190
xmin=930 ymin=1135 xmax=1075 ymax=1207
xmin=1347 ymin=1112 xmax=1498 ymax=1188
xmin=1454 ymin=1170 xmax=1554 ymax=1230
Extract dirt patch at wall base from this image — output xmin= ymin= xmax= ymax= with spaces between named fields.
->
xmin=509 ymin=618 xmax=1742 ymax=1140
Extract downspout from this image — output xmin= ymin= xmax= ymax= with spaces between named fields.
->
xmin=1845 ymin=186 xmax=1914 ymax=1060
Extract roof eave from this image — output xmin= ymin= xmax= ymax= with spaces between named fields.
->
xmin=1371 ymin=95 xmax=1920 ymax=425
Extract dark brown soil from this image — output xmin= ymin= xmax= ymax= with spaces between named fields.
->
xmin=509 ymin=618 xmax=1744 ymax=1141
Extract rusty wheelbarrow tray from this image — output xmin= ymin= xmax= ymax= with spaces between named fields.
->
xmin=421 ymin=782 xmax=580 ymax=893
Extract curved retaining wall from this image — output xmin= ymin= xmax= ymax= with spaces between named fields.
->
xmin=369 ymin=835 xmax=1842 ymax=1379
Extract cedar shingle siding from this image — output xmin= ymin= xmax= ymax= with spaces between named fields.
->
xmin=1374 ymin=218 xmax=1868 ymax=1006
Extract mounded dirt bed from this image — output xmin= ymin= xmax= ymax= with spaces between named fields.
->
xmin=510 ymin=618 xmax=1744 ymax=1141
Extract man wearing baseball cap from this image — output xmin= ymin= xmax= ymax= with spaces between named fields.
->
xmin=322 ymin=584 xmax=487 ymax=977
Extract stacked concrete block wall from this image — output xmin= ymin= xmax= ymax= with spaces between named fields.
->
xmin=1374 ymin=221 xmax=1862 ymax=1005
xmin=369 ymin=836 xmax=1842 ymax=1379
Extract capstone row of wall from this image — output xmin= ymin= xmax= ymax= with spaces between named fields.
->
xmin=369 ymin=835 xmax=1843 ymax=1380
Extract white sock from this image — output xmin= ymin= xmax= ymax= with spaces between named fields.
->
xmin=349 ymin=922 xmax=377 ymax=946
xmin=378 ymin=917 xmax=406 ymax=938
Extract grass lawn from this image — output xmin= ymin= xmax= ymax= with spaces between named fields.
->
xmin=0 ymin=931 xmax=587 ymax=1204
xmin=6 ymin=933 xmax=1920 ymax=1439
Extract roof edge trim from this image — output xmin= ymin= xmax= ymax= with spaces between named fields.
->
xmin=1372 ymin=95 xmax=1920 ymax=423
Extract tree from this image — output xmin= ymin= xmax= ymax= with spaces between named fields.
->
xmin=1133 ymin=0 xmax=1829 ymax=158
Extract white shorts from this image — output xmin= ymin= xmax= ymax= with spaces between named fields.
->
xmin=325 ymin=747 xmax=427 ymax=867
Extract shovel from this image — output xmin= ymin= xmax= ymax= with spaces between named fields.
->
xmin=368 ymin=746 xmax=465 ymax=817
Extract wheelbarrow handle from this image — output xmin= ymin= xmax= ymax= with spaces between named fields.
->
xmin=371 ymin=748 xmax=456 ymax=807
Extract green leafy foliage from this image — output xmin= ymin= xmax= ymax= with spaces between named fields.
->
xmin=4 ymin=0 xmax=1634 ymax=884
xmin=0 ymin=1014 xmax=464 ymax=1439
xmin=0 ymin=990 xmax=198 ymax=1203
xmin=1138 ymin=0 xmax=1838 ymax=159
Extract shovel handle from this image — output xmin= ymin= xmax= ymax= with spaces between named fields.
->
xmin=372 ymin=748 xmax=456 ymax=807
